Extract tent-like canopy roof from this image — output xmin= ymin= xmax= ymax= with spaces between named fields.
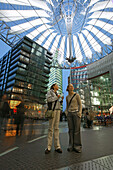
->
xmin=0 ymin=0 xmax=113 ymax=68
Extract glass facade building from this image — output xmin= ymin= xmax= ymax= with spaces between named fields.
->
xmin=71 ymin=65 xmax=88 ymax=108
xmin=71 ymin=65 xmax=88 ymax=91
xmin=48 ymin=67 xmax=62 ymax=94
xmin=48 ymin=50 xmax=63 ymax=95
xmin=86 ymin=52 xmax=113 ymax=113
xmin=89 ymin=73 xmax=113 ymax=112
xmin=71 ymin=52 xmax=113 ymax=113
xmin=0 ymin=36 xmax=52 ymax=106
xmin=79 ymin=72 xmax=113 ymax=113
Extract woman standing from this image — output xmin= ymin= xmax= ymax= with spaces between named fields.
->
xmin=45 ymin=83 xmax=63 ymax=154
xmin=65 ymin=83 xmax=82 ymax=153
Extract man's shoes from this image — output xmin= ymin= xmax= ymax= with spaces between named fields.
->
xmin=67 ymin=148 xmax=73 ymax=152
xmin=45 ymin=148 xmax=51 ymax=154
xmin=55 ymin=148 xmax=62 ymax=153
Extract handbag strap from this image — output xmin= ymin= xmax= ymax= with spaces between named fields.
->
xmin=47 ymin=90 xmax=58 ymax=111
xmin=68 ymin=93 xmax=76 ymax=108
xmin=52 ymin=100 xmax=57 ymax=111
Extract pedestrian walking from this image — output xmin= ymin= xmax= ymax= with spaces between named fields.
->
xmin=0 ymin=94 xmax=10 ymax=134
xmin=15 ymin=99 xmax=25 ymax=136
xmin=65 ymin=83 xmax=82 ymax=153
xmin=45 ymin=83 xmax=64 ymax=154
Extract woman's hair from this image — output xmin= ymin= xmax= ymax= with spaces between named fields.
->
xmin=50 ymin=83 xmax=56 ymax=90
xmin=66 ymin=83 xmax=71 ymax=91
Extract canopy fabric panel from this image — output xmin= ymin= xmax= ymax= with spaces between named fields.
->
xmin=0 ymin=0 xmax=113 ymax=68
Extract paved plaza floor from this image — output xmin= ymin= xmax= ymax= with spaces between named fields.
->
xmin=0 ymin=120 xmax=113 ymax=170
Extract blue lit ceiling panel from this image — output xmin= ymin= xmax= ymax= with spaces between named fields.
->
xmin=0 ymin=0 xmax=113 ymax=68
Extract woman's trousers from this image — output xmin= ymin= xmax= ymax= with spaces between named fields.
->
xmin=67 ymin=111 xmax=82 ymax=151
xmin=47 ymin=110 xmax=61 ymax=150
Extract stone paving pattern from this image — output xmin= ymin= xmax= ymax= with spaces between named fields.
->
xmin=0 ymin=121 xmax=113 ymax=170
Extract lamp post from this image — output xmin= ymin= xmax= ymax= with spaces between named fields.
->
xmin=87 ymin=80 xmax=92 ymax=110
xmin=70 ymin=67 xmax=71 ymax=83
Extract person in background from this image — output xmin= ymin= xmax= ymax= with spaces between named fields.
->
xmin=0 ymin=94 xmax=10 ymax=134
xmin=45 ymin=83 xmax=64 ymax=154
xmin=15 ymin=98 xmax=25 ymax=136
xmin=65 ymin=83 xmax=82 ymax=153
xmin=109 ymin=106 xmax=113 ymax=115
xmin=86 ymin=111 xmax=91 ymax=128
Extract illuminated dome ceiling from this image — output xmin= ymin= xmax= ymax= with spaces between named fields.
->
xmin=0 ymin=0 xmax=113 ymax=68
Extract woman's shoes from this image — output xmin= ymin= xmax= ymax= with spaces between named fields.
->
xmin=45 ymin=148 xmax=81 ymax=154
xmin=45 ymin=148 xmax=62 ymax=154
xmin=45 ymin=148 xmax=51 ymax=154
xmin=73 ymin=148 xmax=82 ymax=153
xmin=67 ymin=147 xmax=82 ymax=153
xmin=55 ymin=148 xmax=62 ymax=153
xmin=67 ymin=148 xmax=73 ymax=152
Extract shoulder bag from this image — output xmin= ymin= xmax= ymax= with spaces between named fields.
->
xmin=45 ymin=100 xmax=57 ymax=119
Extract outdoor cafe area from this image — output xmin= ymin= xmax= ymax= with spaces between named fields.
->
xmin=93 ymin=112 xmax=113 ymax=126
